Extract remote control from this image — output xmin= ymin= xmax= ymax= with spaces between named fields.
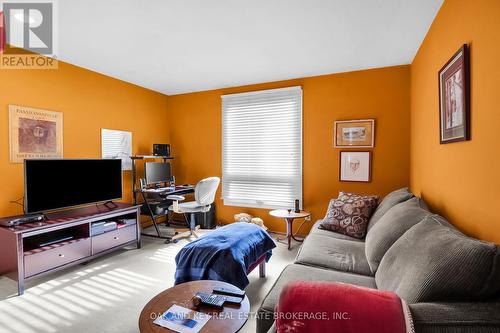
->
xmin=194 ymin=292 xmax=225 ymax=308
xmin=213 ymin=286 xmax=245 ymax=298
xmin=223 ymin=295 xmax=244 ymax=304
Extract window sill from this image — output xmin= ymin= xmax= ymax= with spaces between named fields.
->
xmin=222 ymin=200 xmax=295 ymax=211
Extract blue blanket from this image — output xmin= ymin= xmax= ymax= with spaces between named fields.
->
xmin=174 ymin=222 xmax=276 ymax=289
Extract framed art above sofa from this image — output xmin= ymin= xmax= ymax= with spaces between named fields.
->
xmin=334 ymin=119 xmax=375 ymax=148
xmin=339 ymin=151 xmax=371 ymax=182
xmin=438 ymin=44 xmax=470 ymax=144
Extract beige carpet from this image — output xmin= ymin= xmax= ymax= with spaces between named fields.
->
xmin=0 ymin=230 xmax=298 ymax=333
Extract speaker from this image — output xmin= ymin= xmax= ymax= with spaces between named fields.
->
xmin=153 ymin=144 xmax=170 ymax=157
xmin=294 ymin=199 xmax=300 ymax=213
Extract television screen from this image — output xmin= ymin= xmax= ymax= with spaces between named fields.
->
xmin=24 ymin=159 xmax=122 ymax=213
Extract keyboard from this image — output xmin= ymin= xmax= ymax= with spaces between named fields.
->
xmin=143 ymin=185 xmax=194 ymax=193
xmin=147 ymin=188 xmax=166 ymax=193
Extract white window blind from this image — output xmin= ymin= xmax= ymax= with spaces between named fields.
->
xmin=222 ymin=86 xmax=302 ymax=209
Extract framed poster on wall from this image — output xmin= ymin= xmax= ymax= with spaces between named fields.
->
xmin=9 ymin=105 xmax=63 ymax=163
xmin=438 ymin=44 xmax=470 ymax=144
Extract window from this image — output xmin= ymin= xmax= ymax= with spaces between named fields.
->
xmin=222 ymin=86 xmax=302 ymax=209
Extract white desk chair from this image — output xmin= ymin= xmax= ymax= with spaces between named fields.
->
xmin=166 ymin=177 xmax=220 ymax=243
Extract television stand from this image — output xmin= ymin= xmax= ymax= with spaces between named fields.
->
xmin=0 ymin=202 xmax=140 ymax=295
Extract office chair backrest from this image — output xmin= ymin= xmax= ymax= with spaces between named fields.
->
xmin=195 ymin=177 xmax=220 ymax=206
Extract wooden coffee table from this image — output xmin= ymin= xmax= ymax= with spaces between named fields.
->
xmin=139 ymin=280 xmax=250 ymax=333
xmin=269 ymin=209 xmax=310 ymax=250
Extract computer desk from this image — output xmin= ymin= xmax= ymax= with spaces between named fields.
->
xmin=139 ymin=185 xmax=194 ymax=239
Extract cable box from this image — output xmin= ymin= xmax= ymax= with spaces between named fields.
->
xmin=0 ymin=214 xmax=45 ymax=227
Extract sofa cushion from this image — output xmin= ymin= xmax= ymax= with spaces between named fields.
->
xmin=310 ymin=220 xmax=364 ymax=242
xmin=296 ymin=234 xmax=372 ymax=276
xmin=365 ymin=197 xmax=430 ymax=273
xmin=367 ymin=187 xmax=414 ymax=232
xmin=256 ymin=264 xmax=377 ymax=333
xmin=320 ymin=192 xmax=378 ymax=239
xmin=409 ymin=300 xmax=500 ymax=332
xmin=376 ymin=215 xmax=500 ymax=303
xmin=260 ymin=264 xmax=377 ymax=312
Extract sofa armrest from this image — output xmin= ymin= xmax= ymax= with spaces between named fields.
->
xmin=166 ymin=195 xmax=185 ymax=201
xmin=409 ymin=300 xmax=500 ymax=332
xmin=262 ymin=301 xmax=500 ymax=333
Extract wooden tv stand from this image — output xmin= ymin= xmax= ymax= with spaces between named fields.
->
xmin=0 ymin=202 xmax=140 ymax=295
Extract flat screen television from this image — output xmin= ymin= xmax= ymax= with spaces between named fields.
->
xmin=24 ymin=159 xmax=123 ymax=213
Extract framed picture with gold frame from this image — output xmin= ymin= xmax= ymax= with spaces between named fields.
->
xmin=334 ymin=119 xmax=375 ymax=148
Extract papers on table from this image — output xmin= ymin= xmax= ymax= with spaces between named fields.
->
xmin=153 ymin=304 xmax=211 ymax=333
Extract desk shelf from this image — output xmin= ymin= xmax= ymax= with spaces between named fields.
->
xmin=138 ymin=186 xmax=194 ymax=240
xmin=131 ymin=155 xmax=175 ymax=160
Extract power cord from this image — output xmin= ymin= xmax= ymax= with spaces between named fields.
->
xmin=95 ymin=202 xmax=103 ymax=213
xmin=9 ymin=196 xmax=26 ymax=214
xmin=293 ymin=216 xmax=311 ymax=239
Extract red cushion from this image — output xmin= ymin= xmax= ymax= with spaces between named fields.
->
xmin=276 ymin=281 xmax=407 ymax=333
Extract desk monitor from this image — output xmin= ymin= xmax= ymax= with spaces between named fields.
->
xmin=145 ymin=162 xmax=171 ymax=185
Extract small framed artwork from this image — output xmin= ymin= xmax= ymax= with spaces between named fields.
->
xmin=438 ymin=44 xmax=470 ymax=144
xmin=339 ymin=151 xmax=371 ymax=182
xmin=334 ymin=119 xmax=375 ymax=148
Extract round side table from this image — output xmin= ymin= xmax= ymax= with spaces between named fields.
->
xmin=269 ymin=209 xmax=310 ymax=250
xmin=139 ymin=280 xmax=250 ymax=333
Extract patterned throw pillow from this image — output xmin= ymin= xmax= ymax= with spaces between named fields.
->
xmin=320 ymin=192 xmax=379 ymax=239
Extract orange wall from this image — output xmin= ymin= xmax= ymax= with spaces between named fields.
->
xmin=167 ymin=66 xmax=411 ymax=234
xmin=0 ymin=61 xmax=168 ymax=216
xmin=411 ymin=0 xmax=500 ymax=243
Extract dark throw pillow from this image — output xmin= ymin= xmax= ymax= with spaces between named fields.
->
xmin=376 ymin=215 xmax=500 ymax=303
xmin=320 ymin=192 xmax=378 ymax=239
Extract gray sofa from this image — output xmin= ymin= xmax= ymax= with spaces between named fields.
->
xmin=257 ymin=188 xmax=500 ymax=333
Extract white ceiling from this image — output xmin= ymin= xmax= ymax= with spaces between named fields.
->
xmin=58 ymin=0 xmax=443 ymax=95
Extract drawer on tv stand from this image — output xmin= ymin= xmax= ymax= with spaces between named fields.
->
xmin=92 ymin=225 xmax=137 ymax=254
xmin=24 ymin=238 xmax=91 ymax=278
